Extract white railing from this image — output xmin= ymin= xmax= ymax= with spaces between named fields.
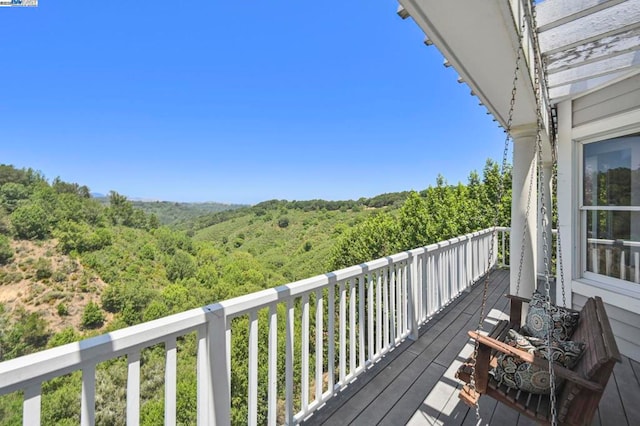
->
xmin=588 ymin=237 xmax=640 ymax=283
xmin=0 ymin=227 xmax=509 ymax=425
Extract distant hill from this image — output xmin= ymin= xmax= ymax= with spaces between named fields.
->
xmin=130 ymin=200 xmax=247 ymax=225
xmin=92 ymin=195 xmax=247 ymax=226
xmin=191 ymin=195 xmax=411 ymax=281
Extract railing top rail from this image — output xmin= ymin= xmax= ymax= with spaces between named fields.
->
xmin=587 ymin=237 xmax=640 ymax=248
xmin=0 ymin=226 xmax=509 ymax=396
xmin=0 ymin=307 xmax=211 ymax=394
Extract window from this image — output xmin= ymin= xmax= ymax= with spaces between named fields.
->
xmin=582 ymin=134 xmax=640 ymax=285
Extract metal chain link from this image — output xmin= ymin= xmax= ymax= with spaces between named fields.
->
xmin=467 ymin=15 xmax=526 ymax=425
xmin=528 ymin=1 xmax=558 ymax=424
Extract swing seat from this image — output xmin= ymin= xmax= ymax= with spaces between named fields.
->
xmin=456 ymin=294 xmax=620 ymax=425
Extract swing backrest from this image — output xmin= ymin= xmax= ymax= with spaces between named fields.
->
xmin=556 ymin=296 xmax=620 ymax=425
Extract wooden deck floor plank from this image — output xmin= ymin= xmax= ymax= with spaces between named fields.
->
xmin=347 ymin=308 xmax=477 ymax=425
xmin=614 ymin=356 xmax=640 ymax=425
xmin=489 ymin=397 xmax=520 ymax=425
xmin=313 ymin=348 xmax=419 ymax=425
xmin=516 ymin=413 xmax=539 ymax=425
xmin=375 ymin=363 xmax=447 ymax=426
xmin=377 ymin=275 xmax=510 ymax=425
xmin=382 ymin=344 xmax=472 ymax=426
xmin=461 ymin=396 xmax=498 ymax=426
xmin=408 ymin=271 xmax=508 ymax=356
xmin=596 ymin=370 xmax=627 ymax=424
xmin=306 ymin=268 xmax=636 ymax=425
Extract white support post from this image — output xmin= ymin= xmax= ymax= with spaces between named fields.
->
xmin=511 ymin=124 xmax=538 ymax=306
xmin=556 ymin=100 xmax=573 ymax=307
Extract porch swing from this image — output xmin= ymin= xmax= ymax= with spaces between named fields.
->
xmin=454 ymin=2 xmax=620 ymax=425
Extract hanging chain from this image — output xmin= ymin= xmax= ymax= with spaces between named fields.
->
xmin=554 ymin=161 xmax=568 ymax=307
xmin=528 ymin=1 xmax=558 ymax=424
xmin=467 ymin=16 xmax=526 ymax=425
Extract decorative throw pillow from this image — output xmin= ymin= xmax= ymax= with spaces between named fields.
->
xmin=491 ymin=329 xmax=585 ymax=394
xmin=521 ymin=290 xmax=580 ymax=341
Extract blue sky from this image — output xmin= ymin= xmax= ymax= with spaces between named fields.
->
xmin=1 ymin=1 xmax=507 ymax=204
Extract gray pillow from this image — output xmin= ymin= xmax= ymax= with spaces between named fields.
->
xmin=521 ymin=290 xmax=580 ymax=341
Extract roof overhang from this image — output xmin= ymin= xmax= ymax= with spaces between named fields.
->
xmin=398 ymin=0 xmax=540 ymax=130
xmin=537 ymin=0 xmax=640 ymax=103
xmin=398 ymin=0 xmax=640 ymax=133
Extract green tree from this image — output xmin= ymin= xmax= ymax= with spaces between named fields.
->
xmin=329 ymin=212 xmax=397 ymax=269
xmin=0 ymin=182 xmax=30 ymax=213
xmin=166 ymin=250 xmax=197 ymax=282
xmin=10 ymin=203 xmax=51 ymax=239
xmin=397 ymin=192 xmax=434 ymax=251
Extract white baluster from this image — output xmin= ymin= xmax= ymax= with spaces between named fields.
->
xmin=383 ymin=268 xmax=390 ymax=353
xmin=315 ymin=290 xmax=323 ymax=404
xmin=339 ymin=281 xmax=346 ymax=385
xmin=367 ymin=273 xmax=374 ymax=361
xmin=301 ymin=294 xmax=310 ymax=413
xmin=285 ymin=299 xmax=295 ymax=424
xmin=248 ymin=311 xmax=258 ymax=426
xmin=268 ymin=304 xmax=277 ymax=426
xmin=358 ymin=275 xmax=365 ymax=370
xmin=328 ymin=284 xmax=335 ymax=393
xmin=23 ymin=383 xmax=41 ymax=426
xmin=127 ymin=351 xmax=141 ymax=426
xmin=349 ymin=279 xmax=356 ymax=376
xmin=197 ymin=326 xmax=209 ymax=425
xmin=165 ymin=338 xmax=177 ymax=426
xmin=81 ymin=364 xmax=95 ymax=426
xmin=376 ymin=271 xmax=383 ymax=357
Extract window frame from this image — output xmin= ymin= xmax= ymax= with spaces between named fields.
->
xmin=578 ymin=132 xmax=640 ymax=292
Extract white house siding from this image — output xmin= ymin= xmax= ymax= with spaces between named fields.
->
xmin=572 ymin=73 xmax=640 ymax=127
xmin=557 ymin=73 xmax=640 ymax=362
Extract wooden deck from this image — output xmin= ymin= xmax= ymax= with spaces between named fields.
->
xmin=303 ymin=269 xmax=640 ymax=426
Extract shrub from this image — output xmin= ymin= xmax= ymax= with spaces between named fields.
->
xmin=57 ymin=302 xmax=69 ymax=316
xmin=0 ymin=234 xmax=13 ymax=265
xmin=277 ymin=217 xmax=289 ymax=228
xmin=81 ymin=301 xmax=104 ymax=329
xmin=34 ymin=257 xmax=53 ymax=280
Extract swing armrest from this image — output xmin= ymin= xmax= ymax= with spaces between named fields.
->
xmin=467 ymin=331 xmax=603 ymax=392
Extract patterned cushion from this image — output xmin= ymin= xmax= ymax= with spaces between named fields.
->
xmin=491 ymin=329 xmax=585 ymax=394
xmin=522 ymin=290 xmax=580 ymax=341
